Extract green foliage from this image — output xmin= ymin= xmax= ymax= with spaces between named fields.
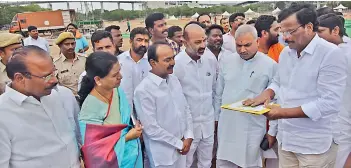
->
xmin=0 ymin=4 xmax=49 ymax=26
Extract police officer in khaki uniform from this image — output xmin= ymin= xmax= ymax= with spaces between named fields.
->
xmin=54 ymin=32 xmax=86 ymax=96
xmin=0 ymin=33 xmax=23 ymax=94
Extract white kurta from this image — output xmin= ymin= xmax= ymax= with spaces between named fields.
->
xmin=214 ymin=52 xmax=277 ymax=167
xmin=222 ymin=33 xmax=236 ymax=54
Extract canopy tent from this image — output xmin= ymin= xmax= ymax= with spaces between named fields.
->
xmin=244 ymin=8 xmax=256 ymax=14
xmin=334 ymin=4 xmax=347 ymax=10
xmin=272 ymin=7 xmax=281 ymax=15
xmin=191 ymin=12 xmax=199 ymax=19
xmin=322 ymin=4 xmax=328 ymax=8
xmin=222 ymin=11 xmax=230 ymax=17
xmin=169 ymin=15 xmax=177 ymax=20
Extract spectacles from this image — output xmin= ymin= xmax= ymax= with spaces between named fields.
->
xmin=281 ymin=25 xmax=303 ymax=37
xmin=22 ymin=69 xmax=58 ymax=82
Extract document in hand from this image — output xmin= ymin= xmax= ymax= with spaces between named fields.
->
xmin=221 ymin=100 xmax=278 ymax=115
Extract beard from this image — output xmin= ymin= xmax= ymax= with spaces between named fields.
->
xmin=133 ymin=45 xmax=147 ymax=56
xmin=267 ymin=33 xmax=279 ymax=47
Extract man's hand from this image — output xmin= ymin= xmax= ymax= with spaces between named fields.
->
xmin=266 ymin=134 xmax=276 ymax=148
xmin=179 ymin=138 xmax=193 ymax=155
xmin=78 ymin=49 xmax=84 ymax=53
xmin=242 ymin=89 xmax=274 ymax=107
xmin=264 ymin=104 xmax=284 ymax=120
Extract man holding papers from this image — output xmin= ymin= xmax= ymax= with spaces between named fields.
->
xmin=214 ymin=24 xmax=277 ymax=168
xmin=244 ymin=4 xmax=347 ymax=167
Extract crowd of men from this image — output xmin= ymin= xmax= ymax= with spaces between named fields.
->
xmin=0 ymin=2 xmax=350 ymax=168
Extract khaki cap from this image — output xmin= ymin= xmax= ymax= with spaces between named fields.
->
xmin=0 ymin=33 xmax=22 ymax=48
xmin=55 ymin=32 xmax=75 ymax=45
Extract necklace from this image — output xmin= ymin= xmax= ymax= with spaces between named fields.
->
xmin=93 ymin=88 xmax=112 ymax=103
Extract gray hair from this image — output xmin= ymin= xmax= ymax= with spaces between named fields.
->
xmin=234 ymin=24 xmax=258 ymax=40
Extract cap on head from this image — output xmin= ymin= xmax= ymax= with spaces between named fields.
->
xmin=55 ymin=32 xmax=75 ymax=45
xmin=28 ymin=26 xmax=37 ymax=32
xmin=0 ymin=33 xmax=22 ymax=48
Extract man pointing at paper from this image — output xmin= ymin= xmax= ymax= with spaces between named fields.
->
xmin=214 ymin=24 xmax=277 ymax=168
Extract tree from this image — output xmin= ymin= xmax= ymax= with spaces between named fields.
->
xmin=276 ymin=1 xmax=286 ymax=10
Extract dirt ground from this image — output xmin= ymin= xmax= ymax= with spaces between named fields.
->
xmin=48 ymin=17 xmax=195 ymax=58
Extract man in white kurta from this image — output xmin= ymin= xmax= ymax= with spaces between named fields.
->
xmin=215 ymin=25 xmax=277 ymax=168
xmin=173 ymin=23 xmax=216 ymax=168
xmin=134 ymin=42 xmax=194 ymax=168
xmin=317 ymin=13 xmax=351 ymax=168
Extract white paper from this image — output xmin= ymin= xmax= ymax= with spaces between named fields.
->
xmin=262 ymin=148 xmax=278 ymax=159
xmin=227 ymin=101 xmax=268 ymax=112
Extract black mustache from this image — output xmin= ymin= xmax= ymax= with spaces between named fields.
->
xmin=167 ymin=65 xmax=174 ymax=69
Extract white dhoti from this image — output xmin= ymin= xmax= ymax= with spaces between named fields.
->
xmin=217 ymin=159 xmax=261 ymax=168
xmin=186 ymin=134 xmax=214 ymax=168
xmin=154 ymin=156 xmax=186 ymax=168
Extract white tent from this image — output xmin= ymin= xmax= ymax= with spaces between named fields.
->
xmin=244 ymin=8 xmax=256 ymax=14
xmin=191 ymin=12 xmax=199 ymax=19
xmin=169 ymin=15 xmax=177 ymax=20
xmin=334 ymin=4 xmax=347 ymax=10
xmin=222 ymin=11 xmax=230 ymax=17
xmin=272 ymin=7 xmax=281 ymax=15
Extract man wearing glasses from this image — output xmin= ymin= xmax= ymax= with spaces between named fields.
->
xmin=223 ymin=13 xmax=245 ymax=53
xmin=0 ymin=46 xmax=81 ymax=168
xmin=0 ymin=33 xmax=23 ymax=94
xmin=244 ymin=3 xmax=347 ymax=167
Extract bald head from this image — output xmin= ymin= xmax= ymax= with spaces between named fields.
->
xmin=184 ymin=23 xmax=206 ymax=40
xmin=183 ymin=23 xmax=207 ymax=57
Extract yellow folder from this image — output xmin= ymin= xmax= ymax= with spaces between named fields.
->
xmin=221 ymin=100 xmax=278 ymax=115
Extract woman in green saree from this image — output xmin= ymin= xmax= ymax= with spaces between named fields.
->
xmin=78 ymin=51 xmax=143 ymax=168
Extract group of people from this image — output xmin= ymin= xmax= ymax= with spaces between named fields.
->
xmin=0 ymin=2 xmax=350 ymax=168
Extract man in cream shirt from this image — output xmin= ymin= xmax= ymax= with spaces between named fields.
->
xmin=0 ymin=46 xmax=80 ymax=168
xmin=173 ymin=23 xmax=216 ymax=168
xmin=134 ymin=41 xmax=193 ymax=168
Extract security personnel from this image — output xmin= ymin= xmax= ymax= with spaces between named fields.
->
xmin=0 ymin=33 xmax=23 ymax=94
xmin=54 ymin=32 xmax=86 ymax=96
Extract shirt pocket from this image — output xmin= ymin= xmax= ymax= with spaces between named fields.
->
xmin=246 ymin=75 xmax=269 ymax=95
xmin=204 ymin=71 xmax=214 ymax=92
xmin=58 ymin=69 xmax=72 ymax=85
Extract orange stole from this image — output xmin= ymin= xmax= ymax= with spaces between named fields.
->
xmin=267 ymin=43 xmax=284 ymax=63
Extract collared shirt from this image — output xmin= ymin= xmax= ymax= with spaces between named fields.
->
xmin=150 ymin=38 xmax=180 ymax=56
xmin=334 ymin=43 xmax=351 ymax=145
xmin=0 ymin=85 xmax=80 ymax=168
xmin=134 ymin=73 xmax=193 ymax=167
xmin=203 ymin=47 xmax=233 ymax=80
xmin=268 ymin=35 xmax=347 ymax=154
xmin=223 ymin=32 xmax=236 ymax=53
xmin=23 ymin=36 xmax=50 ymax=52
xmin=119 ymin=50 xmax=151 ymax=109
xmin=54 ymin=53 xmax=86 ymax=96
xmin=173 ymin=51 xmax=216 ymax=139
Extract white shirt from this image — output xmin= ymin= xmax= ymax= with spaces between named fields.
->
xmin=134 ymin=73 xmax=193 ymax=167
xmin=203 ymin=47 xmax=233 ymax=80
xmin=0 ymin=85 xmax=80 ymax=168
xmin=268 ymin=35 xmax=347 ymax=154
xmin=214 ymin=52 xmax=276 ymax=167
xmin=343 ymin=35 xmax=351 ymax=45
xmin=173 ymin=51 xmax=216 ymax=139
xmin=334 ymin=43 xmax=351 ymax=145
xmin=118 ymin=50 xmax=151 ymax=108
xmin=23 ymin=36 xmax=50 ymax=52
xmin=223 ymin=33 xmax=236 ymax=53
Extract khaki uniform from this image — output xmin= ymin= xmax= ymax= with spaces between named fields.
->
xmin=54 ymin=53 xmax=86 ymax=96
xmin=0 ymin=61 xmax=10 ymax=94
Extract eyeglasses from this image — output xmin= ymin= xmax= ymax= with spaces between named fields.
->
xmin=22 ymin=69 xmax=58 ymax=82
xmin=281 ymin=25 xmax=303 ymax=37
